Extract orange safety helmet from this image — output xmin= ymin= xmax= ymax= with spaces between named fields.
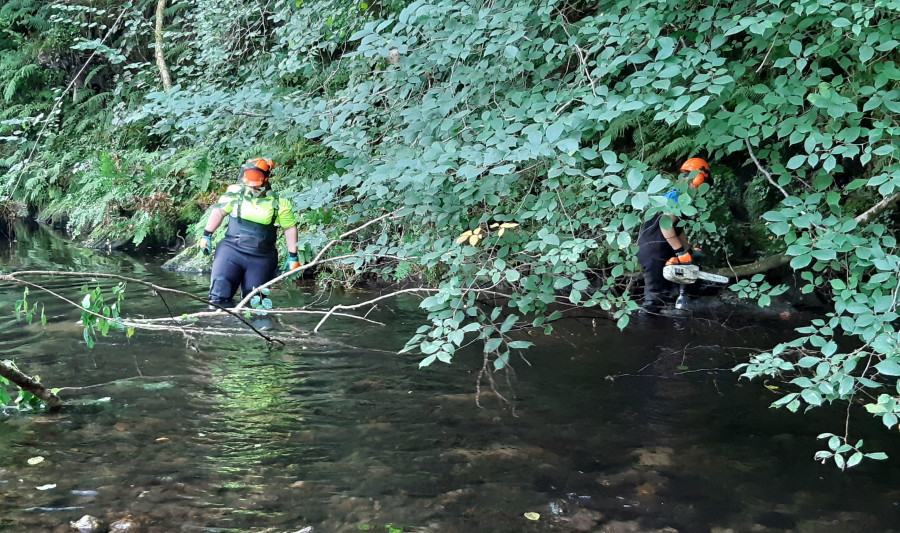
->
xmin=240 ymin=158 xmax=274 ymax=188
xmin=680 ymin=157 xmax=710 ymax=188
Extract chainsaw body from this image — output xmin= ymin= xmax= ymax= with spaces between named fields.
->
xmin=663 ymin=264 xmax=729 ymax=285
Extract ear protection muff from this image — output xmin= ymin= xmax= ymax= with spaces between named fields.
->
xmin=240 ymin=158 xmax=274 ymax=187
xmin=690 ymin=169 xmax=708 ymax=188
xmin=679 ymin=157 xmax=710 ymax=188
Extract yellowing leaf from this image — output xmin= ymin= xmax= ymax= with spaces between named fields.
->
xmin=469 ymin=235 xmax=480 ymax=246
xmin=27 ymin=456 xmax=44 ymax=465
xmin=156 ymin=437 xmax=170 ymax=442
xmin=765 ymin=384 xmax=780 ymax=391
xmin=490 ymin=223 xmax=500 ymax=228
xmin=500 ymin=223 xmax=519 ymax=228
xmin=524 ymin=512 xmax=540 ymax=520
xmin=473 ymin=227 xmax=482 ymax=235
xmin=456 ymin=230 xmax=472 ymax=244
xmin=498 ymin=228 xmax=506 ymax=237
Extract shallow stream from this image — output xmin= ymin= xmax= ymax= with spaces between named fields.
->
xmin=1 ymin=224 xmax=899 ymax=533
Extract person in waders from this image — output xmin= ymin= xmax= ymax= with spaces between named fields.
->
xmin=198 ymin=158 xmax=301 ymax=307
xmin=637 ymin=157 xmax=711 ymax=314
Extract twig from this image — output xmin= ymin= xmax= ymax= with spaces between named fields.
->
xmin=234 ymin=210 xmax=401 ymax=310
xmin=756 ymin=39 xmax=777 ymax=73
xmin=313 ymin=288 xmax=439 ymax=333
xmin=746 ymin=138 xmax=789 ymax=198
xmin=55 ymin=375 xmax=187 ymax=392
xmin=140 ymin=308 xmax=385 ymax=326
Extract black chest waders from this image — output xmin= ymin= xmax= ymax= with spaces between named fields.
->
xmin=208 ymin=194 xmax=281 ymax=305
xmin=636 ymin=214 xmax=677 ymax=312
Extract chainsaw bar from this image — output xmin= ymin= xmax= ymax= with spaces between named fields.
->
xmin=663 ymin=264 xmax=730 ymax=285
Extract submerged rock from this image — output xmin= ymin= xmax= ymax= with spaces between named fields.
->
xmin=69 ymin=515 xmax=103 ymax=532
xmin=109 ymin=516 xmax=141 ymax=531
xmin=162 ymin=246 xmax=213 ymax=273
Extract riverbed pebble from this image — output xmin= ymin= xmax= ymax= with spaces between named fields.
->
xmin=69 ymin=514 xmax=102 ymax=532
xmin=109 ymin=515 xmax=141 ymax=531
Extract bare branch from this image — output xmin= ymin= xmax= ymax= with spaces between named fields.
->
xmin=312 ymin=287 xmax=511 ymax=333
xmin=854 ymin=192 xmax=900 ymax=226
xmin=1 ymin=271 xmax=281 ymax=344
xmin=313 ymin=287 xmax=440 ymax=333
xmin=235 ymin=210 xmax=401 ymax=310
xmin=746 ymin=138 xmax=789 ymax=198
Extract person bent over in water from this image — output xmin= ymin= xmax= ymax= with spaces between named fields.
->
xmin=198 ymin=158 xmax=300 ymax=307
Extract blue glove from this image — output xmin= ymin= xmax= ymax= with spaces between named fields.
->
xmin=663 ymin=189 xmax=679 ymax=201
xmin=199 ymin=231 xmax=212 ymax=256
xmin=284 ymin=251 xmax=300 ymax=271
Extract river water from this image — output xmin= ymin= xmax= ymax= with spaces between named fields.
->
xmin=1 ymin=223 xmax=899 ymax=533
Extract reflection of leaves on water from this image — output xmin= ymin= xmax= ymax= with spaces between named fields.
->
xmin=6 ymin=222 xmax=146 ymax=273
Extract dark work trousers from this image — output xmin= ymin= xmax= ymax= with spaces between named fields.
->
xmin=208 ymin=241 xmax=278 ymax=305
xmin=637 ymin=214 xmax=676 ymax=311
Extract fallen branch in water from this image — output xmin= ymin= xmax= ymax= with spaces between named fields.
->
xmin=0 ymin=211 xmax=407 ymax=347
xmin=709 ymin=191 xmax=900 ymax=279
xmin=0 ymin=270 xmax=281 ymax=344
xmin=0 ymin=360 xmax=61 ymax=408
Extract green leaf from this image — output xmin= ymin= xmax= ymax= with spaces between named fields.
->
xmin=686 ymin=112 xmax=704 ymax=126
xmin=787 ymin=155 xmax=806 ymax=170
xmin=790 ymin=254 xmax=812 ymax=269
xmin=507 ymin=340 xmax=533 ymax=349
xmin=484 ymin=338 xmax=502 ymax=352
xmin=546 ymin=122 xmax=564 ymax=143
xmin=831 ymin=17 xmax=851 ymax=28
xmin=859 ymin=45 xmax=874 ymax=63
xmin=646 ymin=176 xmax=669 ymax=194
xmin=875 ymin=360 xmax=900 ymax=376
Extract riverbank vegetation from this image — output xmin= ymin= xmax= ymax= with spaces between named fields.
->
xmin=2 ymin=0 xmax=900 ymax=466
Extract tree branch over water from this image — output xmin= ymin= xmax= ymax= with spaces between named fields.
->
xmin=709 ymin=192 xmax=900 ymax=279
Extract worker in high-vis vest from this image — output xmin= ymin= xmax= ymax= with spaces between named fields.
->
xmin=198 ymin=158 xmax=300 ymax=306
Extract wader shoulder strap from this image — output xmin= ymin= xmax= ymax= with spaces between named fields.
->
xmin=270 ymin=197 xmax=279 ymax=226
xmin=236 ymin=185 xmax=246 ymax=220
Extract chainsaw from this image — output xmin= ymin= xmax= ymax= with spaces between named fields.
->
xmin=663 ymin=264 xmax=730 ymax=285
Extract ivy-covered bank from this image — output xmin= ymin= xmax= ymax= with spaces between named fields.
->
xmin=3 ymin=0 xmax=900 ymax=465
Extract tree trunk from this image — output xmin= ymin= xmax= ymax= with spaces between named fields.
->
xmin=709 ymin=254 xmax=789 ymax=279
xmin=0 ymin=361 xmax=62 ymax=408
xmin=155 ymin=0 xmax=173 ymax=91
